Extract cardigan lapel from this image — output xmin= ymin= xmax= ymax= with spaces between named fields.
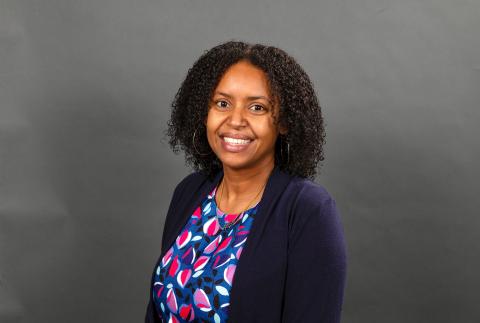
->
xmin=229 ymin=166 xmax=293 ymax=320
xmin=161 ymin=170 xmax=223 ymax=256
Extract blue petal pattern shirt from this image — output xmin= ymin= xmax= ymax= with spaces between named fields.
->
xmin=152 ymin=184 xmax=259 ymax=322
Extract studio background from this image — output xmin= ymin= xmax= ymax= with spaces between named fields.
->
xmin=1 ymin=0 xmax=478 ymax=322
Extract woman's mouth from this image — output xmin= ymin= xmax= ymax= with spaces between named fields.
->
xmin=220 ymin=136 xmax=253 ymax=152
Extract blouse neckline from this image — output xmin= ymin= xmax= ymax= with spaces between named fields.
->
xmin=210 ymin=184 xmax=260 ymax=216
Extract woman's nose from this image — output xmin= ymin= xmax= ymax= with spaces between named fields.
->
xmin=227 ymin=105 xmax=247 ymax=127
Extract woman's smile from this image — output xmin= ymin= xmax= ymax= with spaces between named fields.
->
xmin=220 ymin=135 xmax=254 ymax=152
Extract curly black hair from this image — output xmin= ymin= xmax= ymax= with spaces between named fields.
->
xmin=166 ymin=40 xmax=326 ymax=180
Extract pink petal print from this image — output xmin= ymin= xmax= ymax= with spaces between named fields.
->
xmin=193 ymin=255 xmax=210 ymax=271
xmin=203 ymin=217 xmax=220 ymax=236
xmin=179 ymin=303 xmax=195 ymax=321
xmin=176 ymin=229 xmax=192 ymax=249
xmin=161 ymin=247 xmax=174 ymax=268
xmin=176 ymin=269 xmax=192 ymax=288
xmin=224 ymin=213 xmax=241 ymax=224
xmin=224 ymin=264 xmax=236 ymax=286
xmin=193 ymin=288 xmax=212 ymax=312
xmin=213 ymin=236 xmax=232 ymax=255
xmin=153 ymin=282 xmax=164 ymax=298
xmin=168 ymin=313 xmax=180 ymax=323
xmin=168 ymin=256 xmax=181 ymax=277
xmin=204 ymin=235 xmax=222 ymax=254
xmin=192 ymin=206 xmax=201 ymax=219
xmin=181 ymin=246 xmax=196 ymax=265
xmin=235 ymin=246 xmax=243 ymax=259
xmin=166 ymin=288 xmax=178 ymax=313
xmin=212 ymin=254 xmax=231 ymax=269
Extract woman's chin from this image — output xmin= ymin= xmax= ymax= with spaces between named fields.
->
xmin=217 ymin=156 xmax=275 ymax=173
xmin=218 ymin=159 xmax=253 ymax=171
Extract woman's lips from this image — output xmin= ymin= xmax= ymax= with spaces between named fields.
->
xmin=220 ymin=136 xmax=253 ymax=153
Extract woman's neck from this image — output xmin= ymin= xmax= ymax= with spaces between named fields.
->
xmin=217 ymin=162 xmax=274 ymax=214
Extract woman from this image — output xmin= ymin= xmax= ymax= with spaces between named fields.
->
xmin=145 ymin=41 xmax=347 ymax=323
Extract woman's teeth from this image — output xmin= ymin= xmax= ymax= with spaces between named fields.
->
xmin=223 ymin=137 xmax=251 ymax=145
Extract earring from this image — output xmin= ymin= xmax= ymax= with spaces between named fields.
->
xmin=192 ymin=126 xmax=212 ymax=156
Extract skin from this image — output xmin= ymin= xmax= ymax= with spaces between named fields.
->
xmin=204 ymin=60 xmax=287 ymax=214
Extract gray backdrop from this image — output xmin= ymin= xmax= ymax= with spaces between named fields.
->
xmin=1 ymin=0 xmax=478 ymax=322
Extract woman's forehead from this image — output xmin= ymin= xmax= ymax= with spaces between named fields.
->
xmin=213 ymin=62 xmax=279 ymax=104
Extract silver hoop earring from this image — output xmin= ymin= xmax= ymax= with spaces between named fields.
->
xmin=192 ymin=127 xmax=212 ymax=156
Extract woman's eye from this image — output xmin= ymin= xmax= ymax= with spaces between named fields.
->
xmin=215 ymin=100 xmax=229 ymax=109
xmin=250 ymin=104 xmax=266 ymax=112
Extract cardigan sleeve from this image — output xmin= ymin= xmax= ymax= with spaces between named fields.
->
xmin=281 ymin=183 xmax=347 ymax=323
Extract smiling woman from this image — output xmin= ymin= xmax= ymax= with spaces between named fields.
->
xmin=206 ymin=60 xmax=286 ymax=191
xmin=145 ymin=41 xmax=347 ymax=323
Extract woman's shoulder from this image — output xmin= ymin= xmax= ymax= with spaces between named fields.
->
xmin=286 ymin=176 xmax=346 ymax=260
xmin=171 ymin=170 xmax=209 ymax=197
xmin=278 ymin=175 xmax=342 ymax=235
xmin=287 ymin=175 xmax=336 ymax=210
xmin=176 ymin=170 xmax=208 ymax=187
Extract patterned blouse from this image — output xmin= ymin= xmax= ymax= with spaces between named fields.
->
xmin=152 ymin=184 xmax=259 ymax=322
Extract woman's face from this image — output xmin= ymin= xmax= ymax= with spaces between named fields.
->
xmin=205 ymin=60 xmax=285 ymax=173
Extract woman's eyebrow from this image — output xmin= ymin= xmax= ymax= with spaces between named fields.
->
xmin=215 ymin=91 xmax=273 ymax=105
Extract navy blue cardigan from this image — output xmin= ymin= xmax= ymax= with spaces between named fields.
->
xmin=145 ymin=166 xmax=347 ymax=322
